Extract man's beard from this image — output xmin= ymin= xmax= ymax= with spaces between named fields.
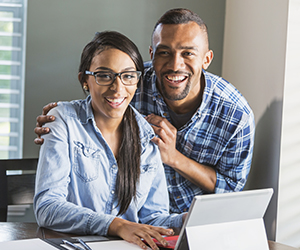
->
xmin=159 ymin=76 xmax=191 ymax=101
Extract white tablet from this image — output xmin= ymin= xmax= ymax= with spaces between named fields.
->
xmin=174 ymin=188 xmax=273 ymax=250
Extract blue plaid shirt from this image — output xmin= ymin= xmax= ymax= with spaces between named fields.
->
xmin=131 ymin=62 xmax=255 ymax=213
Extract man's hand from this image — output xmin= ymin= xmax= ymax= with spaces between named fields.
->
xmin=146 ymin=114 xmax=217 ymax=192
xmin=34 ymin=102 xmax=57 ymax=145
xmin=145 ymin=114 xmax=179 ymax=166
xmin=108 ymin=217 xmax=174 ymax=250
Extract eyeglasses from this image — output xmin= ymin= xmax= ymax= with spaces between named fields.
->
xmin=85 ymin=70 xmax=142 ymax=86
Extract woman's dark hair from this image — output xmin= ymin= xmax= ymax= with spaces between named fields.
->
xmin=78 ymin=31 xmax=143 ymax=215
xmin=79 ymin=31 xmax=143 ymax=89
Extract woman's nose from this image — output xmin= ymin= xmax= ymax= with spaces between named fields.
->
xmin=109 ymin=76 xmax=124 ymax=92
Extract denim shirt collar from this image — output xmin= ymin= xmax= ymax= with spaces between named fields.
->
xmin=78 ymin=95 xmax=155 ymax=147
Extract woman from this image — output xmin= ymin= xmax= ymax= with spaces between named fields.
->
xmin=34 ymin=31 xmax=184 ymax=250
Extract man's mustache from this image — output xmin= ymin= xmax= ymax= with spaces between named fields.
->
xmin=162 ymin=70 xmax=191 ymax=77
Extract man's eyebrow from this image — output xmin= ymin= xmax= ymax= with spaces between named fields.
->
xmin=179 ymin=46 xmax=199 ymax=51
xmin=155 ymin=44 xmax=170 ymax=50
xmin=155 ymin=44 xmax=199 ymax=51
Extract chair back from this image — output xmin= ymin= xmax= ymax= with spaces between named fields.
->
xmin=0 ymin=158 xmax=38 ymax=222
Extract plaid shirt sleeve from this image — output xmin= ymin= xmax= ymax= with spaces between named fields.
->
xmin=214 ymin=108 xmax=255 ymax=193
xmin=203 ymin=72 xmax=255 ymax=194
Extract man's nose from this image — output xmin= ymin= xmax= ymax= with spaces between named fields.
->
xmin=168 ymin=53 xmax=184 ymax=71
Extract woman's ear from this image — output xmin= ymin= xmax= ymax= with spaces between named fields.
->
xmin=202 ymin=50 xmax=214 ymax=70
xmin=78 ymin=72 xmax=83 ymax=82
xmin=78 ymin=72 xmax=89 ymax=91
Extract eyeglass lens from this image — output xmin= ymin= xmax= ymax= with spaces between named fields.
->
xmin=96 ymin=71 xmax=140 ymax=85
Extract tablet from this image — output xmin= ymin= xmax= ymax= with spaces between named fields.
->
xmin=174 ymin=188 xmax=273 ymax=250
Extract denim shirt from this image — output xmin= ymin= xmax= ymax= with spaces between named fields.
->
xmin=34 ymin=96 xmax=183 ymax=235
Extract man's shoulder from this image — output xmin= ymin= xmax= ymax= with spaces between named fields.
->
xmin=136 ymin=61 xmax=155 ymax=92
xmin=204 ymin=71 xmax=253 ymax=115
xmin=143 ymin=60 xmax=153 ymax=69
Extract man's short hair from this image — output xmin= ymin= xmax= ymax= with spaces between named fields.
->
xmin=152 ymin=8 xmax=209 ymax=47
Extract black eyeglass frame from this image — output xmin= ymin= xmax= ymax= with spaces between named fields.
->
xmin=85 ymin=70 xmax=142 ymax=86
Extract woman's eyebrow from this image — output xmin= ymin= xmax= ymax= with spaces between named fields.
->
xmin=95 ymin=66 xmax=112 ymax=71
xmin=123 ymin=67 xmax=136 ymax=71
xmin=94 ymin=66 xmax=136 ymax=71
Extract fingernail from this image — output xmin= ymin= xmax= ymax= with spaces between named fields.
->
xmin=168 ymin=229 xmax=174 ymax=235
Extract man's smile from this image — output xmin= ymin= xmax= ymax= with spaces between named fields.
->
xmin=164 ymin=73 xmax=190 ymax=87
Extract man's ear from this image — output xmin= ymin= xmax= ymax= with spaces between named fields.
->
xmin=149 ymin=46 xmax=154 ymax=60
xmin=202 ymin=50 xmax=214 ymax=70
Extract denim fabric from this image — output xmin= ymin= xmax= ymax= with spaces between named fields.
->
xmin=131 ymin=62 xmax=255 ymax=213
xmin=34 ymin=96 xmax=183 ymax=235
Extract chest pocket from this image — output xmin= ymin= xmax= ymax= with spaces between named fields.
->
xmin=73 ymin=141 xmax=101 ymax=182
xmin=136 ymin=164 xmax=158 ymax=197
xmin=140 ymin=164 xmax=156 ymax=174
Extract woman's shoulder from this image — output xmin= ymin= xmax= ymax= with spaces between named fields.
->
xmin=130 ymin=105 xmax=154 ymax=136
xmin=48 ymin=99 xmax=88 ymax=118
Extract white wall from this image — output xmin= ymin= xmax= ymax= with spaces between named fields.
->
xmin=222 ymin=0 xmax=289 ymax=241
xmin=277 ymin=0 xmax=300 ymax=247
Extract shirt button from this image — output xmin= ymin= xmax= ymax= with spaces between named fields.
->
xmin=112 ymin=165 xmax=117 ymax=169
xmin=183 ymin=208 xmax=187 ymax=212
xmin=173 ymin=176 xmax=176 ymax=179
xmin=163 ymin=112 xmax=167 ymax=117
xmin=177 ymin=196 xmax=180 ymax=199
xmin=158 ymin=95 xmax=161 ymax=99
xmin=111 ymin=190 xmax=115 ymax=194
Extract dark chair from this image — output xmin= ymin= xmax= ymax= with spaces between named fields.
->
xmin=0 ymin=158 xmax=38 ymax=222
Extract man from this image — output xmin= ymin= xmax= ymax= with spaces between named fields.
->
xmin=34 ymin=8 xmax=255 ymax=214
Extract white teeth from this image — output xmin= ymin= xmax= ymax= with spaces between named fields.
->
xmin=106 ymin=98 xmax=125 ymax=104
xmin=167 ymin=75 xmax=186 ymax=81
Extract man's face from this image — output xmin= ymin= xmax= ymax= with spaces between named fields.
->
xmin=150 ymin=22 xmax=213 ymax=102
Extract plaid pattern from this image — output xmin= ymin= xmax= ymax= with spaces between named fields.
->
xmin=131 ymin=62 xmax=255 ymax=213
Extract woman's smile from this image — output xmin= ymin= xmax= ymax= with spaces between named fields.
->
xmin=105 ymin=97 xmax=126 ymax=107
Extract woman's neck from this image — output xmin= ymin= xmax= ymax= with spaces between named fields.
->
xmin=94 ymin=115 xmax=122 ymax=160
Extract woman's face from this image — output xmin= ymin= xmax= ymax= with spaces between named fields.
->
xmin=85 ymin=48 xmax=137 ymax=124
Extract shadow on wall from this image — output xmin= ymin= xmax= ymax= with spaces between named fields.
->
xmin=244 ymin=99 xmax=283 ymax=241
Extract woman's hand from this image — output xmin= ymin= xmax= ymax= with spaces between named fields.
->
xmin=108 ymin=217 xmax=174 ymax=250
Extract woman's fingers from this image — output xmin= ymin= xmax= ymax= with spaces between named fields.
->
xmin=108 ymin=218 xmax=174 ymax=250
